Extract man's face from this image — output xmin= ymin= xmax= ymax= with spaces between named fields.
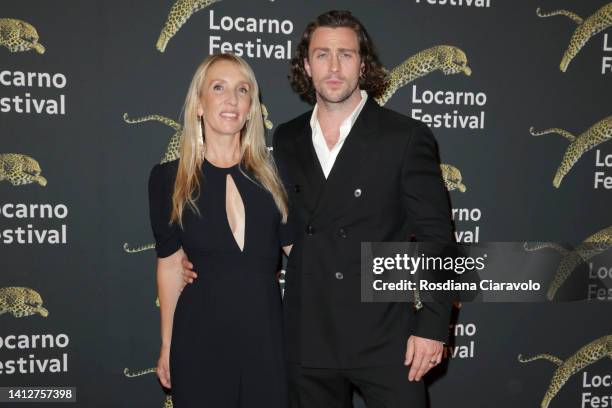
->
xmin=304 ymin=27 xmax=364 ymax=104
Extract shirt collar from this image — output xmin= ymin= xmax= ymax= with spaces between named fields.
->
xmin=309 ymin=90 xmax=369 ymax=136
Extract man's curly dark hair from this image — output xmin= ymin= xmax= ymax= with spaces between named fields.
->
xmin=289 ymin=10 xmax=387 ymax=105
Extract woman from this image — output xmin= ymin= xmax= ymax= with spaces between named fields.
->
xmin=148 ymin=53 xmax=292 ymax=407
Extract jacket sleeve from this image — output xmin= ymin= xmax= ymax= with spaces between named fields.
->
xmin=400 ymin=122 xmax=455 ymax=343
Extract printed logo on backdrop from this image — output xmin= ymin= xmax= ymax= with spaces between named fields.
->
xmin=536 ymin=3 xmax=612 ymax=73
xmin=414 ymin=0 xmax=491 ymax=7
xmin=530 ymin=115 xmax=612 ymax=189
xmin=0 ymin=70 xmax=67 ymax=115
xmin=444 ymin=322 xmax=477 ymax=359
xmin=0 ymin=155 xmax=68 ymax=243
xmin=0 ymin=288 xmax=71 ymax=376
xmin=518 ymin=334 xmax=612 ymax=408
xmin=375 ymin=46 xmax=487 ymax=131
xmin=524 ymin=225 xmax=612 ymax=301
xmin=0 ymin=18 xmax=45 ymax=54
xmin=442 ymin=163 xmax=475 ymax=242
xmin=156 ymin=0 xmax=294 ymax=59
xmin=0 ymin=21 xmax=68 ymax=116
xmin=0 ymin=122 xmax=69 ymax=247
xmin=439 ymin=163 xmax=481 ymax=243
xmin=605 ymin=33 xmax=612 ymax=74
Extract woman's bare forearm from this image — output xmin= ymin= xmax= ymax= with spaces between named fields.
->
xmin=156 ymin=248 xmax=185 ymax=349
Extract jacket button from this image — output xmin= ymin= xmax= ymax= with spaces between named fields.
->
xmin=338 ymin=228 xmax=348 ymax=238
xmin=335 ymin=272 xmax=344 ymax=280
xmin=354 ymin=188 xmax=362 ymax=198
xmin=306 ymin=225 xmax=314 ymax=236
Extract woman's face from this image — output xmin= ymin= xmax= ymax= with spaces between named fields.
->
xmin=198 ymin=60 xmax=252 ymax=139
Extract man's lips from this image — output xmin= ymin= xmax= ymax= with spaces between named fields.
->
xmin=325 ymin=79 xmax=344 ymax=86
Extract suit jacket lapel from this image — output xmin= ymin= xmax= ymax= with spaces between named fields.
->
xmin=311 ymin=98 xmax=379 ymax=221
xmin=293 ymin=117 xmax=326 ymax=215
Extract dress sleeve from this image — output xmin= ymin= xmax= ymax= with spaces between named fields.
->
xmin=279 ymin=212 xmax=295 ymax=247
xmin=148 ymin=164 xmax=181 ymax=258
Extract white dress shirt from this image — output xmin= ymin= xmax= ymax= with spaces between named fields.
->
xmin=310 ymin=90 xmax=368 ymax=179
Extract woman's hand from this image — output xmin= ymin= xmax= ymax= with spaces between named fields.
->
xmin=180 ymin=256 xmax=198 ymax=289
xmin=157 ymin=345 xmax=171 ymax=389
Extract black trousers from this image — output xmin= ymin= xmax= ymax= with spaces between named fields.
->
xmin=288 ymin=364 xmax=426 ymax=408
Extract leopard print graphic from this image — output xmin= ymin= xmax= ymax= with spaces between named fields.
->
xmin=0 ymin=287 xmax=49 ymax=318
xmin=524 ymin=225 xmax=612 ymax=300
xmin=156 ymin=0 xmax=221 ymax=52
xmin=375 ymin=45 xmax=472 ymax=106
xmin=530 ymin=115 xmax=612 ymax=188
xmin=0 ymin=153 xmax=47 ymax=186
xmin=519 ymin=335 xmax=612 ymax=408
xmin=0 ymin=18 xmax=45 ymax=54
xmin=440 ymin=163 xmax=467 ymax=192
xmin=536 ymin=3 xmax=612 ymax=72
xmin=124 ymin=367 xmax=173 ymax=408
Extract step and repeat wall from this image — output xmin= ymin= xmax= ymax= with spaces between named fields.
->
xmin=2 ymin=0 xmax=611 ymax=407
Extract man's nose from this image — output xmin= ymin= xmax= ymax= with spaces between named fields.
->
xmin=330 ymin=55 xmax=340 ymax=72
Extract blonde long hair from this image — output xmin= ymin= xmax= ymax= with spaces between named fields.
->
xmin=171 ymin=54 xmax=288 ymax=227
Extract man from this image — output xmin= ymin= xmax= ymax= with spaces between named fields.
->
xmin=183 ymin=10 xmax=455 ymax=408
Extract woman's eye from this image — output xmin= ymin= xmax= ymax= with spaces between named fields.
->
xmin=239 ymin=87 xmax=249 ymax=94
xmin=213 ymin=84 xmax=223 ymax=91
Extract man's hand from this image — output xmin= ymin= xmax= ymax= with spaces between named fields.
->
xmin=179 ymin=256 xmax=197 ymax=291
xmin=404 ymin=335 xmax=444 ymax=381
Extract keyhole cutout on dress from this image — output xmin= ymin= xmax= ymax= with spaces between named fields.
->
xmin=225 ymin=174 xmax=245 ymax=252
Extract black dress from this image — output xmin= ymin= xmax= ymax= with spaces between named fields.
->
xmin=148 ymin=158 xmax=291 ymax=408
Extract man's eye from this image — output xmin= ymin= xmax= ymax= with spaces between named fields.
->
xmin=317 ymin=53 xmax=327 ymax=59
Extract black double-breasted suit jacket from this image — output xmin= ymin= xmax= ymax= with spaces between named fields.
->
xmin=273 ymin=98 xmax=455 ymax=369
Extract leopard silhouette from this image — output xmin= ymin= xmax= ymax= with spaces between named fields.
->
xmin=523 ymin=225 xmax=612 ymax=300
xmin=530 ymin=115 xmax=612 ymax=188
xmin=0 ymin=18 xmax=45 ymax=54
xmin=123 ymin=113 xmax=182 ymax=164
xmin=0 ymin=153 xmax=47 ymax=186
xmin=262 ymin=104 xmax=274 ymax=130
xmin=536 ymin=3 xmax=612 ymax=72
xmin=0 ymin=287 xmax=49 ymax=318
xmin=156 ymin=0 xmax=221 ymax=52
xmin=440 ymin=163 xmax=466 ymax=192
xmin=124 ymin=367 xmax=173 ymax=408
xmin=375 ymin=45 xmax=472 ymax=106
xmin=518 ymin=334 xmax=612 ymax=408
xmin=122 ymin=113 xmax=181 ymax=253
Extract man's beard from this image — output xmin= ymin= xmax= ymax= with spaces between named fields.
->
xmin=315 ymin=80 xmax=360 ymax=105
